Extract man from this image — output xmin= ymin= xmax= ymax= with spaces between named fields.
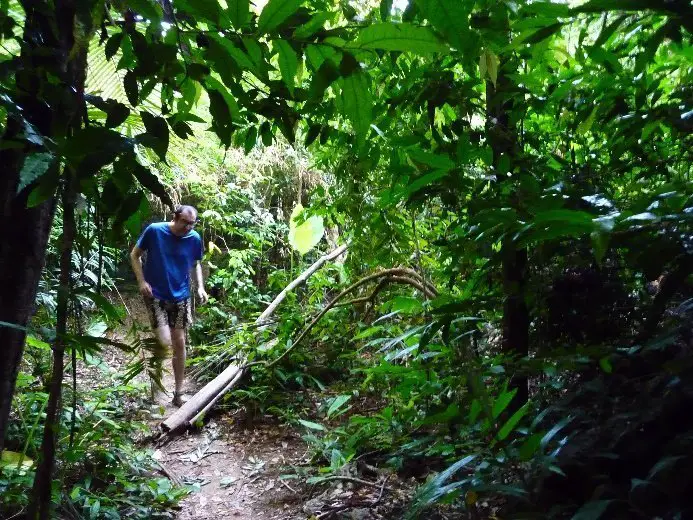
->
xmin=130 ymin=205 xmax=209 ymax=406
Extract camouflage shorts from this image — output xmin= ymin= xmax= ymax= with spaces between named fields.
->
xmin=144 ymin=296 xmax=192 ymax=330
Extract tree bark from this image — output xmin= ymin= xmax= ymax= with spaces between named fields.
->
xmin=0 ymin=0 xmax=67 ymax=451
xmin=27 ymin=172 xmax=77 ymax=519
xmin=485 ymin=8 xmax=529 ymax=409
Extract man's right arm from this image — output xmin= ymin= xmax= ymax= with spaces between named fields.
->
xmin=130 ymin=246 xmax=153 ymax=298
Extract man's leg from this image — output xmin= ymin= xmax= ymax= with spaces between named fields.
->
xmin=171 ymin=328 xmax=186 ymax=396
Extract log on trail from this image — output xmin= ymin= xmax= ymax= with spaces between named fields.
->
xmin=161 ymin=244 xmax=348 ymax=433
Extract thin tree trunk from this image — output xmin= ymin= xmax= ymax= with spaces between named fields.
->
xmin=485 ymin=8 xmax=529 ymax=409
xmin=27 ymin=172 xmax=77 ymax=519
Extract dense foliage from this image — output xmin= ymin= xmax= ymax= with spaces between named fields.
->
xmin=1 ymin=0 xmax=692 ymax=518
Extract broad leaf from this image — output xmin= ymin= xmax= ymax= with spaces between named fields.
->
xmin=288 ymin=203 xmax=324 ymax=255
xmin=340 ymin=71 xmax=371 ymax=148
xmin=126 ymin=0 xmax=162 ymax=21
xmin=571 ymin=500 xmax=613 ymax=520
xmin=275 ymin=40 xmax=298 ymax=95
xmin=258 ymin=0 xmax=302 ymax=34
xmin=18 ymin=152 xmax=53 ymax=193
xmin=139 ymin=112 xmax=169 ymax=161
xmin=416 ymin=0 xmax=472 ymax=50
xmin=298 ymin=419 xmax=326 ymax=431
xmin=326 ymin=395 xmax=351 ymax=418
xmin=131 ymin=161 xmax=173 ymax=207
xmin=227 ymin=0 xmax=250 ymax=28
xmin=351 ymin=23 xmax=449 ymax=54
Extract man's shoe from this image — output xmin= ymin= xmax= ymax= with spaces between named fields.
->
xmin=172 ymin=392 xmax=186 ymax=407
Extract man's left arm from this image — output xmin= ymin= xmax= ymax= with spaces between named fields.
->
xmin=194 ymin=261 xmax=208 ymax=304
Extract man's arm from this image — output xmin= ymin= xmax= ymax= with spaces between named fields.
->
xmin=194 ymin=261 xmax=208 ymax=304
xmin=130 ymin=246 xmax=153 ymax=298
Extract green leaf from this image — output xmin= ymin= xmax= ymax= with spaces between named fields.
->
xmin=206 ymin=87 xmax=236 ymax=148
xmin=105 ymin=102 xmax=130 ymax=128
xmin=27 ymin=169 xmax=59 ymax=208
xmin=227 ymin=0 xmax=250 ymax=28
xmin=389 ymin=296 xmax=423 ymax=314
xmin=294 ymin=11 xmax=333 ymax=39
xmin=175 ymin=0 xmax=223 ymax=25
xmin=479 ymin=48 xmax=499 ymax=87
xmin=0 ymin=450 xmax=34 ymax=470
xmin=571 ymin=500 xmax=613 ymax=520
xmin=209 ymin=35 xmax=259 ymax=78
xmin=18 ymin=152 xmax=53 ymax=193
xmin=298 ymin=419 xmax=326 ymax=431
xmin=492 ymin=389 xmax=517 ymax=419
xmin=326 ymin=395 xmax=351 ymax=418
xmin=571 ymin=0 xmax=666 ymax=14
xmin=519 ymin=432 xmax=543 ymax=460
xmin=415 ymin=0 xmax=472 ymax=50
xmin=288 ymin=203 xmax=324 ymax=255
xmin=258 ymin=0 xmax=302 ymax=34
xmin=497 ymin=403 xmax=529 ymax=440
xmin=131 ymin=160 xmax=173 ymax=207
xmin=139 ymin=112 xmax=169 ymax=161
xmin=599 ymin=356 xmax=613 ymax=373
xmin=341 ymin=71 xmax=371 ymax=148
xmin=105 ymin=32 xmax=123 ymax=61
xmin=305 ymin=44 xmax=339 ymax=71
xmin=126 ymin=0 xmax=162 ymax=21
xmin=577 ymin=106 xmax=598 ymax=135
xmin=351 ymin=23 xmax=449 ymax=54
xmin=275 ymin=40 xmax=298 ymax=94
xmin=124 ymin=70 xmax=138 ymax=106
xmin=76 ymin=290 xmax=122 ymax=322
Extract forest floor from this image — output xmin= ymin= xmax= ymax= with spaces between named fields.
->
xmin=87 ymin=291 xmax=407 ymax=519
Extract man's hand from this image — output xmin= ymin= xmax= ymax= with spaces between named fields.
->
xmin=139 ymin=281 xmax=153 ymax=298
xmin=197 ymin=287 xmax=209 ymax=305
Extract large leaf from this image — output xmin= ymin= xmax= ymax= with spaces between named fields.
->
xmin=0 ymin=450 xmax=34 ymax=470
xmin=571 ymin=500 xmax=613 ymax=520
xmin=275 ymin=40 xmax=298 ymax=95
xmin=479 ymin=48 xmax=499 ymax=87
xmin=126 ymin=0 xmax=162 ymax=21
xmin=288 ymin=203 xmax=324 ymax=255
xmin=257 ymin=0 xmax=302 ymax=34
xmin=340 ymin=71 xmax=371 ymax=148
xmin=326 ymin=395 xmax=351 ymax=418
xmin=206 ymin=87 xmax=235 ymax=148
xmin=227 ymin=0 xmax=250 ymax=28
xmin=138 ymin=112 xmax=169 ymax=161
xmin=351 ymin=23 xmax=449 ymax=54
xmin=131 ymin=160 xmax=173 ymax=207
xmin=18 ymin=152 xmax=53 ymax=193
xmin=175 ymin=0 xmax=223 ymax=25
xmin=415 ymin=0 xmax=472 ymax=50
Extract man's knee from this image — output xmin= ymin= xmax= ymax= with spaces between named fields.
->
xmin=156 ymin=326 xmax=172 ymax=347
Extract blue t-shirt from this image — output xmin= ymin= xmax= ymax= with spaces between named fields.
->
xmin=136 ymin=222 xmax=203 ymax=302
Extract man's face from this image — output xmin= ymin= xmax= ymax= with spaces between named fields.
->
xmin=172 ymin=210 xmax=197 ymax=236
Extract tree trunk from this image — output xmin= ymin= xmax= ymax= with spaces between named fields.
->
xmin=485 ymin=9 xmax=529 ymax=409
xmin=0 ymin=141 xmax=56 ymax=453
xmin=0 ymin=0 xmax=68 ymax=451
xmin=28 ymin=172 xmax=77 ymax=519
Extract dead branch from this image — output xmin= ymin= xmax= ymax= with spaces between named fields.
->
xmin=249 ymin=271 xmax=439 ymax=370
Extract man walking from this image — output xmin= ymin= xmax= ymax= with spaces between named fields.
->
xmin=130 ymin=205 xmax=208 ymax=406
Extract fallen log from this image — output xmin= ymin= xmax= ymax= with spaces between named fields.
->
xmin=161 ymin=244 xmax=348 ymax=433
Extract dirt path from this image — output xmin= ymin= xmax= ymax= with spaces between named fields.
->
xmin=149 ymin=372 xmax=307 ymax=519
